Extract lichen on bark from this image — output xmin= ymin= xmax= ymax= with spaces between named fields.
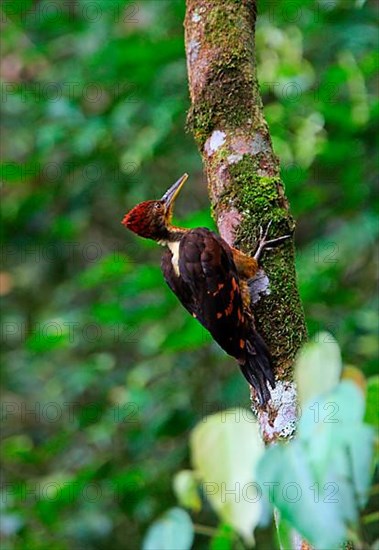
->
xmin=184 ymin=0 xmax=307 ymax=440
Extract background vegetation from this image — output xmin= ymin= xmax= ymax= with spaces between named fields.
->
xmin=1 ymin=0 xmax=378 ymax=548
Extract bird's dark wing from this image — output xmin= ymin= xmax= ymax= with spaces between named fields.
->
xmin=177 ymin=227 xmax=247 ymax=359
xmin=161 ymin=228 xmax=275 ymax=405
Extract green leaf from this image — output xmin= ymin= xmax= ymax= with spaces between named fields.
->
xmin=190 ymin=409 xmax=264 ymax=544
xmin=142 ymin=507 xmax=194 ymax=550
xmin=301 ymin=381 xmax=374 ymax=510
xmin=299 ymin=381 xmax=369 ymax=483
xmin=274 ymin=514 xmax=293 ymax=550
xmin=258 ymin=441 xmax=346 ymax=549
xmin=258 ymin=381 xmax=375 ymax=549
xmin=173 ymin=470 xmax=201 ymax=513
xmin=364 ymin=376 xmax=379 ymax=426
xmin=295 ymin=332 xmax=342 ymax=406
xmin=210 ymin=524 xmax=235 ymax=550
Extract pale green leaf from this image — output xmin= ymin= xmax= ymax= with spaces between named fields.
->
xmin=173 ymin=470 xmax=201 ymax=513
xmin=190 ymin=409 xmax=264 ymax=543
xmin=258 ymin=381 xmax=375 ymax=548
xmin=258 ymin=441 xmax=346 ymax=549
xmin=295 ymin=332 xmax=342 ymax=406
xmin=299 ymin=381 xmax=368 ymax=480
xmin=142 ymin=508 xmax=194 ymax=550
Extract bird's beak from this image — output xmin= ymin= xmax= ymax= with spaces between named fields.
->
xmin=160 ymin=173 xmax=189 ymax=209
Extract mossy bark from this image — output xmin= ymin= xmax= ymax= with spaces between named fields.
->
xmin=184 ymin=0 xmax=307 ymax=441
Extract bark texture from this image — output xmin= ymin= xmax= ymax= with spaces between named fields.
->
xmin=184 ymin=0 xmax=307 ymax=442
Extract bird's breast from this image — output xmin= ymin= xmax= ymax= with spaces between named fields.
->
xmin=167 ymin=241 xmax=181 ymax=277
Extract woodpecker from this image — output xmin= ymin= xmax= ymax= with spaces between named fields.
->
xmin=122 ymin=174 xmax=290 ymax=405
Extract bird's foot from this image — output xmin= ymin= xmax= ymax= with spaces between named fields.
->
xmin=254 ymin=221 xmax=292 ymax=261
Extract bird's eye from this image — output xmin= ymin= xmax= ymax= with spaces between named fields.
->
xmin=154 ymin=202 xmax=163 ymax=210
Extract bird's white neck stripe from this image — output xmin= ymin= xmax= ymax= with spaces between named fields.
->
xmin=167 ymin=241 xmax=180 ymax=276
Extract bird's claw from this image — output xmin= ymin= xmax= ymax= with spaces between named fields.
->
xmin=254 ymin=221 xmax=291 ymax=261
xmin=258 ymin=220 xmax=273 ymax=242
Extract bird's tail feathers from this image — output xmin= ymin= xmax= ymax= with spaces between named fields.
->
xmin=239 ymin=331 xmax=275 ymax=406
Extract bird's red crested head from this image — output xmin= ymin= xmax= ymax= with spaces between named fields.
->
xmin=122 ymin=173 xmax=189 ymax=241
xmin=122 ymin=200 xmax=168 ymax=240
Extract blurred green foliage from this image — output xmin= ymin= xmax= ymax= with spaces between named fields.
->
xmin=1 ymin=0 xmax=378 ymax=548
xmin=154 ymin=337 xmax=377 ymax=550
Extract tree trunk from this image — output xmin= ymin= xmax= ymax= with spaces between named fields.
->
xmin=184 ymin=0 xmax=307 ymax=443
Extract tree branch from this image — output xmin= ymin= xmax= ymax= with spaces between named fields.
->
xmin=184 ymin=0 xmax=307 ymax=442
